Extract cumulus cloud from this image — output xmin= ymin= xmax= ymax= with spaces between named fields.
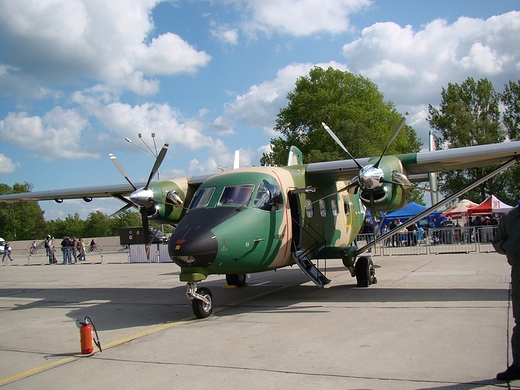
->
xmin=0 ymin=107 xmax=95 ymax=161
xmin=0 ymin=0 xmax=211 ymax=96
xmin=0 ymin=153 xmax=20 ymax=173
xmin=223 ymin=61 xmax=346 ymax=135
xmin=342 ymin=12 xmax=520 ymax=107
xmin=341 ymin=11 xmax=520 ymax=144
xmin=242 ymin=0 xmax=372 ymax=37
xmin=210 ymin=25 xmax=239 ymax=45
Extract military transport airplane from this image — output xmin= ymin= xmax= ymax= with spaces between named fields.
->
xmin=1 ymin=114 xmax=520 ymax=318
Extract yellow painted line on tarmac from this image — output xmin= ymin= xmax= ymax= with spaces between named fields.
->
xmin=0 ymin=282 xmax=296 ymax=386
xmin=0 ymin=356 xmax=77 ymax=386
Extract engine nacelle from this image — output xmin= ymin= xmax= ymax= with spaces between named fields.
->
xmin=359 ymin=155 xmax=408 ymax=212
xmin=147 ymin=178 xmax=190 ymax=223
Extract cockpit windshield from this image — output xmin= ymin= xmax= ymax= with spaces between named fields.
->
xmin=218 ymin=185 xmax=254 ymax=206
xmin=189 ymin=187 xmax=215 ymax=209
xmin=254 ymin=182 xmax=283 ymax=211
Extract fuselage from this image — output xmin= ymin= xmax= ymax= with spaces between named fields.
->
xmin=168 ymin=166 xmax=365 ymax=282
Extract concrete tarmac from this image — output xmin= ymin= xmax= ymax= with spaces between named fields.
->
xmin=0 ymin=251 xmax=516 ymax=389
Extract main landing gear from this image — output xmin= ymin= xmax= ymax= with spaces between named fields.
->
xmin=355 ymin=256 xmax=377 ymax=287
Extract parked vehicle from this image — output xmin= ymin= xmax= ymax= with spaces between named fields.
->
xmin=0 ymin=237 xmax=5 ymax=254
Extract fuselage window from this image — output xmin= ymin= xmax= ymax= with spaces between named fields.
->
xmin=218 ymin=185 xmax=254 ymax=206
xmin=319 ymin=199 xmax=327 ymax=217
xmin=254 ymin=183 xmax=283 ymax=211
xmin=190 ymin=187 xmax=216 ymax=209
xmin=331 ymin=200 xmax=338 ymax=216
xmin=305 ymin=199 xmax=313 ymax=218
xmin=343 ymin=200 xmax=351 ymax=216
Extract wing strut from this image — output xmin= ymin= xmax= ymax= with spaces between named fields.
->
xmin=355 ymin=157 xmax=518 ymax=257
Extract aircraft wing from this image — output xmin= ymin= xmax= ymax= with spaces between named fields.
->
xmin=0 ymin=174 xmax=212 ymax=203
xmin=306 ymin=141 xmax=520 ymax=182
xmin=0 ymin=182 xmax=144 ymax=203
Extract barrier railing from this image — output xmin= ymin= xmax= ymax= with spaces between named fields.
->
xmin=357 ymin=226 xmax=499 ymax=256
xmin=3 ymin=226 xmax=501 ymax=266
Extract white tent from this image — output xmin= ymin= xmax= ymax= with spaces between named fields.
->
xmin=441 ymin=199 xmax=479 ymax=219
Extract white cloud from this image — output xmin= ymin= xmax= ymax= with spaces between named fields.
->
xmin=341 ymin=11 xmax=520 ymax=144
xmin=342 ymin=12 xmax=520 ymax=105
xmin=210 ymin=25 xmax=239 ymax=45
xmin=0 ymin=0 xmax=211 ymax=96
xmin=0 ymin=153 xmax=20 ymax=173
xmin=242 ymin=0 xmax=372 ymax=37
xmin=223 ymin=61 xmax=347 ymax=135
xmin=0 ymin=108 xmax=95 ymax=161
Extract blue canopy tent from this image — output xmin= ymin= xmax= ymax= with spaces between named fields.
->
xmin=382 ymin=202 xmax=443 ymax=228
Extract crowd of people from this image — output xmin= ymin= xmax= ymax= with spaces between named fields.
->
xmin=44 ymin=236 xmax=97 ymax=265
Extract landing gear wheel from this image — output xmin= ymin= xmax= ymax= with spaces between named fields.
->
xmin=226 ymin=273 xmax=247 ymax=287
xmin=192 ymin=287 xmax=213 ymax=319
xmin=355 ymin=256 xmax=376 ymax=287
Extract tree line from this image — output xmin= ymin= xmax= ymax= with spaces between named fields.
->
xmin=0 ymin=183 xmax=161 ymax=241
xmin=2 ymin=67 xmax=519 ymax=241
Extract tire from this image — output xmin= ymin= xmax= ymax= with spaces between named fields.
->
xmin=192 ymin=287 xmax=213 ymax=319
xmin=226 ymin=273 xmax=247 ymax=287
xmin=355 ymin=256 xmax=376 ymax=287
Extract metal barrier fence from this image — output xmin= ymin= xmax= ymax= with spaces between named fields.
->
xmin=4 ymin=227 xmax=499 ymax=266
xmin=357 ymin=226 xmax=498 ymax=256
xmin=7 ymin=245 xmax=131 ymax=265
xmin=7 ymin=243 xmax=176 ymax=265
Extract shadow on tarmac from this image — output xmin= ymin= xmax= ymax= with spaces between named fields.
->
xmin=0 ymin=282 xmax=509 ymax=330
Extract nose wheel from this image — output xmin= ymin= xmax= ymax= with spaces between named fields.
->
xmin=186 ymin=282 xmax=213 ymax=318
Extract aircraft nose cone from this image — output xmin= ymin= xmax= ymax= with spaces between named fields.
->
xmin=169 ymin=224 xmax=217 ymax=268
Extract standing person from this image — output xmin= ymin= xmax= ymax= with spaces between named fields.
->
xmin=61 ymin=236 xmax=72 ymax=264
xmin=493 ymin=186 xmax=520 ymax=381
xmin=44 ymin=235 xmax=53 ymax=264
xmin=2 ymin=242 xmax=13 ymax=262
xmin=71 ymin=237 xmax=78 ymax=264
xmin=77 ymin=238 xmax=86 ymax=261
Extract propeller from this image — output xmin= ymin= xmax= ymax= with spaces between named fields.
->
xmin=109 ymin=143 xmax=170 ymax=249
xmin=322 ymin=112 xmax=409 ymax=196
xmin=322 ymin=113 xmax=409 ymax=240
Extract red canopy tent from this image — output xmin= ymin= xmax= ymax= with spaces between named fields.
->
xmin=467 ymin=195 xmax=514 ymax=215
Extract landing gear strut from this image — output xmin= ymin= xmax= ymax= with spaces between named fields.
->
xmin=186 ymin=282 xmax=213 ymax=318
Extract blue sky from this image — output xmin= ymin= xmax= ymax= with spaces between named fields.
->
xmin=0 ymin=0 xmax=519 ymax=220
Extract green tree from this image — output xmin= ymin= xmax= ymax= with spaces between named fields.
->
xmin=261 ymin=66 xmax=421 ymax=166
xmin=502 ymin=80 xmax=520 ymax=140
xmin=0 ymin=182 xmax=47 ymax=240
xmin=84 ymin=211 xmax=112 ymax=238
xmin=427 ymin=77 xmax=515 ymax=204
xmin=110 ymin=211 xmax=143 ymax=233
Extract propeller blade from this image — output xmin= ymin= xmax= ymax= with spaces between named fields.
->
xmin=374 ymin=112 xmax=409 ymax=168
xmin=109 ymin=153 xmax=137 ymax=191
xmin=108 ymin=203 xmax=133 ymax=218
xmin=322 ymin=122 xmax=363 ymax=170
xmin=145 ymin=143 xmax=169 ymax=190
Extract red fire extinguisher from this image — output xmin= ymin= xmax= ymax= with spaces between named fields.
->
xmin=79 ymin=316 xmax=102 ymax=354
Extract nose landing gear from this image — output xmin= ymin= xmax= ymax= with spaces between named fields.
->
xmin=186 ymin=282 xmax=213 ymax=318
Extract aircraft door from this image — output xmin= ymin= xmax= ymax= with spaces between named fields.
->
xmin=289 ymin=192 xmax=302 ymax=251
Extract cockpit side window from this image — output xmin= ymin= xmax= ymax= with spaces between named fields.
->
xmin=189 ymin=187 xmax=215 ymax=209
xmin=254 ymin=183 xmax=283 ymax=211
xmin=218 ymin=185 xmax=254 ymax=206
